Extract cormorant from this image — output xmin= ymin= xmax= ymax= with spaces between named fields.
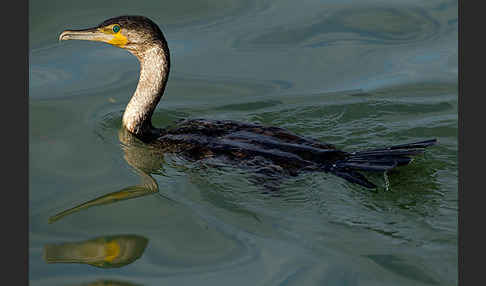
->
xmin=59 ymin=15 xmax=437 ymax=188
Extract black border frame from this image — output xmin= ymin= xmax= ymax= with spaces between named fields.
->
xmin=6 ymin=0 xmax=28 ymax=284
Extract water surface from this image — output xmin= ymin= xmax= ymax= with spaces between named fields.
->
xmin=30 ymin=0 xmax=458 ymax=285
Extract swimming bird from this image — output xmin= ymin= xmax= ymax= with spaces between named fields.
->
xmin=59 ymin=15 xmax=437 ymax=189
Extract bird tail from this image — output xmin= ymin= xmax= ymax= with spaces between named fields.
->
xmin=329 ymin=139 xmax=437 ymax=188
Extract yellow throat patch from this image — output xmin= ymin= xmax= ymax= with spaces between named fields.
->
xmin=108 ymin=32 xmax=128 ymax=47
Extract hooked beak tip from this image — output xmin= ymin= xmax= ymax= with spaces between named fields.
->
xmin=58 ymin=32 xmax=66 ymax=42
xmin=59 ymin=30 xmax=74 ymax=42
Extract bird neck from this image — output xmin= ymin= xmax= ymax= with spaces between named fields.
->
xmin=122 ymin=43 xmax=170 ymax=139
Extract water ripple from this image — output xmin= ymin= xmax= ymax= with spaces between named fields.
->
xmin=237 ymin=5 xmax=443 ymax=49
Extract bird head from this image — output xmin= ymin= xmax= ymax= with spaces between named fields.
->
xmin=59 ymin=15 xmax=165 ymax=54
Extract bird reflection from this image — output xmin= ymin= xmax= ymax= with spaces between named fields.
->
xmin=69 ymin=280 xmax=142 ymax=286
xmin=43 ymin=234 xmax=148 ymax=268
xmin=49 ymin=128 xmax=167 ymax=224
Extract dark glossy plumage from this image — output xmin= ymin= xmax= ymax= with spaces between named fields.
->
xmin=151 ymin=119 xmax=436 ymax=188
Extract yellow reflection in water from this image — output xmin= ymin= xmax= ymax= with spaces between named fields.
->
xmin=43 ymin=234 xmax=148 ymax=268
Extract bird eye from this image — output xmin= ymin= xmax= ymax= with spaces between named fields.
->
xmin=113 ymin=25 xmax=121 ymax=33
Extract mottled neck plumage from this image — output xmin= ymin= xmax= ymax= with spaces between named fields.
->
xmin=122 ymin=41 xmax=170 ymax=138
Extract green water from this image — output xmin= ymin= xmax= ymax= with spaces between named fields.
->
xmin=29 ymin=0 xmax=458 ymax=285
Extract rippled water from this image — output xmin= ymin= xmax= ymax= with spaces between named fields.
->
xmin=29 ymin=0 xmax=457 ymax=285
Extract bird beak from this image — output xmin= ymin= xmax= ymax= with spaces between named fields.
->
xmin=59 ymin=27 xmax=106 ymax=42
xmin=59 ymin=26 xmax=129 ymax=48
